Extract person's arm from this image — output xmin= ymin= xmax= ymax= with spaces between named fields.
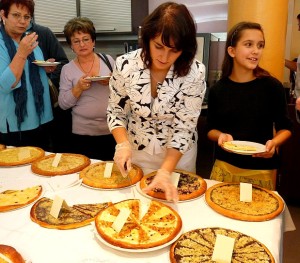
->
xmin=9 ymin=33 xmax=39 ymax=87
xmin=285 ymin=59 xmax=297 ymax=72
xmin=207 ymin=129 xmax=233 ymax=146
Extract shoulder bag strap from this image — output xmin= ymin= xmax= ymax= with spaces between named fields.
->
xmin=97 ymin=53 xmax=113 ymax=72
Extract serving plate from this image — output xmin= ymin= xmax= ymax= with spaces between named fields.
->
xmin=32 ymin=61 xmax=61 ymax=66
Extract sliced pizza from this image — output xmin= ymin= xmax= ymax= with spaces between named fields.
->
xmin=30 ymin=197 xmax=112 ymax=230
xmin=0 ymin=185 xmax=42 ymax=212
xmin=139 ymin=169 xmax=207 ymax=201
xmin=31 ymin=153 xmax=91 ymax=176
xmin=170 ymin=227 xmax=275 ymax=263
xmin=0 ymin=146 xmax=45 ymax=166
xmin=205 ymin=182 xmax=284 ymax=221
xmin=0 ymin=144 xmax=6 ymax=151
xmin=0 ymin=245 xmax=25 ymax=263
xmin=79 ymin=161 xmax=143 ymax=189
xmin=95 ymin=199 xmax=182 ymax=249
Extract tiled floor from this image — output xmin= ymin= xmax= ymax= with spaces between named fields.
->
xmin=283 ymin=204 xmax=300 ymax=263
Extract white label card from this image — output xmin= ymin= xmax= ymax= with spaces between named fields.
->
xmin=18 ymin=148 xmax=31 ymax=160
xmin=104 ymin=162 xmax=114 ymax=178
xmin=139 ymin=201 xmax=150 ymax=220
xmin=240 ymin=182 xmax=252 ymax=202
xmin=50 ymin=195 xmax=70 ymax=219
xmin=112 ymin=208 xmax=131 ymax=233
xmin=212 ymin=234 xmax=235 ymax=263
xmin=170 ymin=172 xmax=181 ymax=188
xmin=52 ymin=153 xmax=62 ymax=167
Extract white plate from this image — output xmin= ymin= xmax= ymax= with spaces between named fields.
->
xmin=85 ymin=76 xmax=111 ymax=81
xmin=0 ymin=179 xmax=45 ymax=212
xmin=32 ymin=61 xmax=61 ymax=66
xmin=222 ymin=140 xmax=266 ymax=155
xmin=94 ymin=227 xmax=182 ymax=253
xmin=135 ymin=182 xmax=203 ymax=203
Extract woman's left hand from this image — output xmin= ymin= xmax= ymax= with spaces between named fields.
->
xmin=44 ymin=58 xmax=57 ymax=74
xmin=143 ymin=168 xmax=179 ymax=203
xmin=253 ymin=140 xmax=276 ymax=158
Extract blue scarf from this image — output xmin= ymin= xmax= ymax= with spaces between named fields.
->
xmin=0 ymin=23 xmax=44 ymax=130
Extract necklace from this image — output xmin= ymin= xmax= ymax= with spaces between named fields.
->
xmin=150 ymin=71 xmax=165 ymax=86
xmin=77 ymin=54 xmax=95 ymax=74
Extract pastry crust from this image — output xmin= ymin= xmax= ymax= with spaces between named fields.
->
xmin=0 ymin=245 xmax=25 ymax=263
xmin=95 ymin=199 xmax=182 ymax=249
xmin=170 ymin=227 xmax=275 ymax=263
xmin=140 ymin=169 xmax=207 ymax=201
xmin=80 ymin=161 xmax=143 ymax=189
xmin=30 ymin=197 xmax=112 ymax=230
xmin=31 ymin=153 xmax=91 ymax=176
xmin=0 ymin=185 xmax=42 ymax=212
xmin=205 ymin=182 xmax=284 ymax=221
xmin=0 ymin=146 xmax=44 ymax=166
xmin=0 ymin=144 xmax=6 ymax=151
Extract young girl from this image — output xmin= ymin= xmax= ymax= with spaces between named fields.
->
xmin=206 ymin=21 xmax=292 ymax=190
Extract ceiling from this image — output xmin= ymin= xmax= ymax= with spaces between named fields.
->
xmin=148 ymin=0 xmax=228 ymax=33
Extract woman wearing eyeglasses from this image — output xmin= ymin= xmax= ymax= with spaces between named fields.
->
xmin=0 ymin=0 xmax=53 ymax=150
xmin=58 ymin=17 xmax=116 ymax=160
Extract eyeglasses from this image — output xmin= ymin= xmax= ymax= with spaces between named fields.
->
xmin=9 ymin=13 xmax=32 ymax=22
xmin=72 ymin=38 xmax=92 ymax=46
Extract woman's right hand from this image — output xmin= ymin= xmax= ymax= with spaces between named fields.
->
xmin=113 ymin=141 xmax=132 ymax=177
xmin=18 ymin=32 xmax=39 ymax=59
xmin=218 ymin=133 xmax=233 ymax=146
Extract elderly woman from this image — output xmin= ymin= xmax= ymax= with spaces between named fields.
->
xmin=59 ymin=17 xmax=115 ymax=160
xmin=0 ymin=0 xmax=53 ymax=150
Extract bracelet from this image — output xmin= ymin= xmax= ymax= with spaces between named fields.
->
xmin=17 ymin=54 xmax=26 ymax=60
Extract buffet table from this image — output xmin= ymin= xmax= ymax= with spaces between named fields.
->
xmin=0 ymin=160 xmax=295 ymax=263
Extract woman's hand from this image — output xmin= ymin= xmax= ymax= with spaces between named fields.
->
xmin=143 ymin=168 xmax=179 ymax=203
xmin=218 ymin=133 xmax=233 ymax=146
xmin=78 ymin=75 xmax=92 ymax=91
xmin=18 ymin=32 xmax=39 ymax=59
xmin=113 ymin=141 xmax=132 ymax=177
xmin=253 ymin=140 xmax=276 ymax=158
xmin=44 ymin=58 xmax=57 ymax=74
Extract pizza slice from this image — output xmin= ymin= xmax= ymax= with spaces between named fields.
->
xmin=0 ymin=185 xmax=42 ymax=212
xmin=30 ymin=197 xmax=112 ymax=230
xmin=140 ymin=169 xmax=207 ymax=201
xmin=223 ymin=141 xmax=257 ymax=151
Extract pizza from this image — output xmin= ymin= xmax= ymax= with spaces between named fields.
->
xmin=205 ymin=182 xmax=284 ymax=221
xmin=0 ymin=146 xmax=45 ymax=166
xmin=0 ymin=185 xmax=42 ymax=212
xmin=223 ymin=141 xmax=258 ymax=152
xmin=139 ymin=170 xmax=207 ymax=201
xmin=0 ymin=144 xmax=6 ymax=151
xmin=170 ymin=227 xmax=274 ymax=263
xmin=30 ymin=197 xmax=112 ymax=230
xmin=79 ymin=161 xmax=143 ymax=189
xmin=95 ymin=199 xmax=182 ymax=249
xmin=0 ymin=245 xmax=25 ymax=263
xmin=31 ymin=153 xmax=91 ymax=176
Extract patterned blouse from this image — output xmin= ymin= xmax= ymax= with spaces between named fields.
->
xmin=107 ymin=49 xmax=206 ymax=155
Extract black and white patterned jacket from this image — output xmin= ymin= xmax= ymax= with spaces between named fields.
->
xmin=107 ymin=49 xmax=206 ymax=154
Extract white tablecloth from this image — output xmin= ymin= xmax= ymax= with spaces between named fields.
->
xmin=0 ymin=162 xmax=294 ymax=263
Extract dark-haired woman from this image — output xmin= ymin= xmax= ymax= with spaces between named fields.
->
xmin=59 ymin=17 xmax=115 ymax=160
xmin=207 ymin=21 xmax=292 ymax=190
xmin=0 ymin=0 xmax=53 ymax=150
xmin=107 ymin=2 xmax=206 ymax=202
